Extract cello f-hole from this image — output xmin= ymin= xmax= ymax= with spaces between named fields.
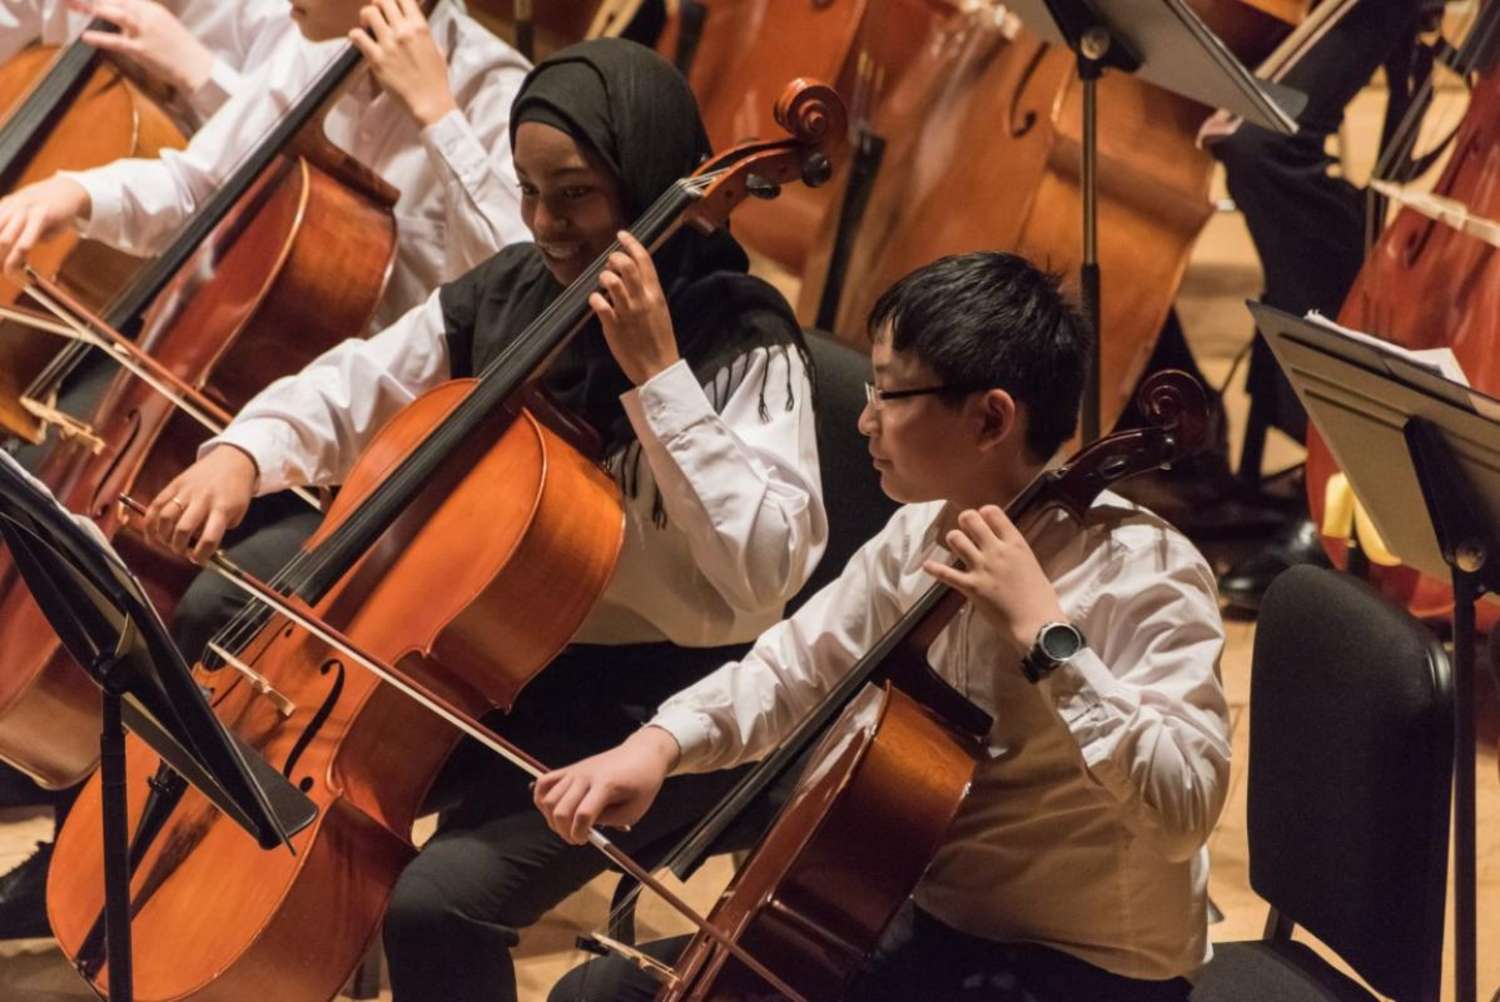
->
xmin=88 ymin=408 xmax=141 ymax=518
xmin=1008 ymin=46 xmax=1048 ymax=138
xmin=280 ymin=657 xmax=346 ymax=778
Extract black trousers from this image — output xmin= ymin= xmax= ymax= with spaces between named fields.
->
xmin=382 ymin=640 xmax=756 ymax=1002
xmin=1211 ymin=0 xmax=1418 ymax=442
xmin=549 ymin=904 xmax=1193 ymax=1002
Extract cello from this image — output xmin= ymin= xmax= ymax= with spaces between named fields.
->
xmin=1304 ymin=3 xmax=1500 ymax=627
xmin=0 ymin=21 xmax=187 ymax=441
xmin=646 ymin=371 xmax=1208 ymax=1000
xmin=795 ymin=0 xmax=1299 ymax=436
xmin=0 ymin=38 xmax=400 ymax=789
xmin=43 ymin=80 xmax=844 ymax=1002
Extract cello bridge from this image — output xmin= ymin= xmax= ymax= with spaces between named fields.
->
xmin=19 ymin=394 xmax=104 ymax=454
xmin=206 ymin=642 xmax=297 ymax=719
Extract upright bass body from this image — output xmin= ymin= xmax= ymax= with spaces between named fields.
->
xmin=48 ymin=386 xmax=624 ymax=1001
xmin=0 ymin=154 xmax=396 ymax=788
xmin=796 ymin=0 xmax=1294 ymax=433
xmin=0 ymin=43 xmax=187 ymax=441
xmin=1306 ymin=62 xmax=1500 ymax=626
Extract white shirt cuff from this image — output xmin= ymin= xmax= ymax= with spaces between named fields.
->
xmin=186 ymin=58 xmax=243 ymax=123
xmin=58 ymin=170 xmax=117 ymax=243
xmin=421 ymin=108 xmax=492 ymax=191
xmin=648 ymin=706 xmax=720 ymax=775
xmin=200 ymin=420 xmax=300 ymax=496
xmin=620 ymin=358 xmax=714 ymax=443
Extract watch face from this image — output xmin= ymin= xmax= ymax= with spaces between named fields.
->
xmin=1039 ymin=623 xmax=1083 ymax=662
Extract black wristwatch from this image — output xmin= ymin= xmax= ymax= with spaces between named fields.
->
xmin=1020 ymin=621 xmax=1087 ymax=684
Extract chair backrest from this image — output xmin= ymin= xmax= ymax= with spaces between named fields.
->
xmin=788 ymin=330 xmax=896 ymax=614
xmin=1249 ymin=565 xmax=1452 ymax=1001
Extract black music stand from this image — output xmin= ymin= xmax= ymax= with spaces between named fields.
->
xmin=1253 ymin=301 xmax=1493 ymax=1002
xmin=1003 ymin=0 xmax=1305 ymax=440
xmin=0 ymin=453 xmax=316 ymax=1002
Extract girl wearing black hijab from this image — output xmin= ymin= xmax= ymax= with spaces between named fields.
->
xmin=142 ymin=38 xmax=826 ymax=1002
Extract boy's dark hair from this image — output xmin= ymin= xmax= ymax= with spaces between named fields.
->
xmin=867 ymin=251 xmax=1090 ymax=459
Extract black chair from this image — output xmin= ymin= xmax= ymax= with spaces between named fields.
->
xmin=1192 ymin=565 xmax=1452 ymax=1002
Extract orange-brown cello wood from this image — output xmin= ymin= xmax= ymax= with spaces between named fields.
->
xmin=50 ymin=390 xmax=624 ymax=1000
xmin=1306 ymin=64 xmax=1500 ymax=629
xmin=663 ymin=684 xmax=976 ymax=1001
xmin=0 ymin=44 xmax=186 ymax=441
xmin=795 ymin=0 xmax=1288 ymax=435
xmin=0 ymin=156 xmax=396 ymax=788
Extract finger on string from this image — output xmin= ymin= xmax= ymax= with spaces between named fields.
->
xmin=359 ymin=3 xmax=393 ymax=43
xmin=348 ymin=28 xmax=380 ymax=61
xmin=956 ymin=507 xmax=999 ymax=543
xmin=977 ymin=503 xmax=1020 ymax=541
xmin=617 ymin=230 xmax=658 ymax=284
xmin=606 ymin=250 xmax=639 ymax=297
xmin=923 ymin=558 xmax=973 ymax=595
xmin=374 ymin=0 xmax=405 ymax=30
xmin=588 ymin=290 xmax=618 ymax=332
xmin=944 ymin=527 xmax=984 ymax=567
xmin=597 ymin=269 xmax=630 ymax=311
xmin=80 ymin=30 xmax=135 ymax=53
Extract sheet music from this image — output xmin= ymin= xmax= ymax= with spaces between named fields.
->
xmin=1301 ymin=311 xmax=1500 ymax=422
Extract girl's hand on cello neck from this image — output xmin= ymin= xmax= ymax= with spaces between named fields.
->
xmin=70 ymin=0 xmax=217 ymax=98
xmin=0 ymin=176 xmax=91 ymax=275
xmin=590 ymin=230 xmax=682 ymax=386
xmin=348 ymin=0 xmax=458 ymax=128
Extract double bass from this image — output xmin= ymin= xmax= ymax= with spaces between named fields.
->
xmin=43 ymin=81 xmax=844 ymax=1001
xmin=0 ymin=21 xmax=187 ymax=441
xmin=1305 ymin=4 xmax=1500 ymax=627
xmin=0 ymin=39 xmax=400 ymax=789
xmin=795 ymin=0 xmax=1301 ymax=435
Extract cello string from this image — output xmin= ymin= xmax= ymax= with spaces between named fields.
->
xmin=196 ymin=546 xmax=812 ymax=1002
xmin=200 ymin=177 xmax=710 ymax=662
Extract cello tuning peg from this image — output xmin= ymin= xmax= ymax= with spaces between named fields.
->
xmin=746 ymin=174 xmax=781 ymax=200
xmin=801 ymin=153 xmax=833 ymax=189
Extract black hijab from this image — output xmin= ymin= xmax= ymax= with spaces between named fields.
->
xmin=440 ymin=38 xmax=808 ymax=478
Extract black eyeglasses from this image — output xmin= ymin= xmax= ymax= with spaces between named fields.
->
xmin=864 ymin=382 xmax=981 ymax=408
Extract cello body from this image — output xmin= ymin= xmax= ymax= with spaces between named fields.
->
xmin=794 ymin=0 xmax=1293 ymax=433
xmin=663 ymin=684 xmax=975 ymax=1001
xmin=48 ymin=387 xmax=624 ymax=1000
xmin=0 ymin=44 xmax=187 ymax=442
xmin=0 ymin=154 xmax=396 ymax=788
xmin=1305 ymin=63 xmax=1500 ymax=626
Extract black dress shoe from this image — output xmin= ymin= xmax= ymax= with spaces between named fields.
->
xmin=0 ymin=840 xmax=53 ymax=940
xmin=1219 ymin=517 xmax=1331 ymax=613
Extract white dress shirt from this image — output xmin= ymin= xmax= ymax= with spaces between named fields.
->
xmin=63 ymin=0 xmax=531 ymax=328
xmin=0 ymin=0 xmax=295 ymax=126
xmin=202 ymin=287 xmax=828 ymax=647
xmin=652 ymin=493 xmax=1231 ymax=980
